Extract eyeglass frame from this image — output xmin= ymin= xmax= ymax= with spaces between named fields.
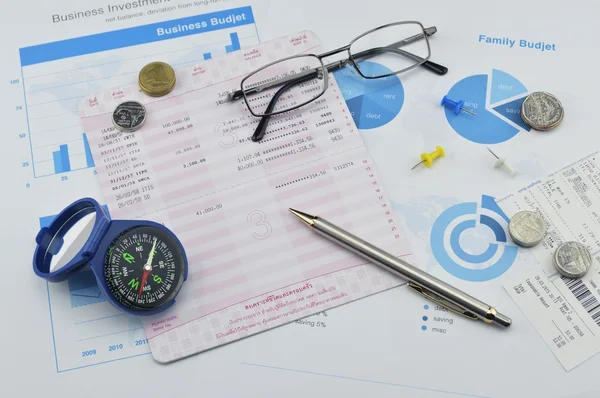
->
xmin=227 ymin=21 xmax=448 ymax=142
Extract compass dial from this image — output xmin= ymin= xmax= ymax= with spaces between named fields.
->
xmin=104 ymin=226 xmax=186 ymax=312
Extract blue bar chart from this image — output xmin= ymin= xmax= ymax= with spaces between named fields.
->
xmin=201 ymin=32 xmax=240 ymax=60
xmin=52 ymin=144 xmax=71 ymax=174
xmin=49 ymin=133 xmax=95 ymax=174
xmin=21 ymin=8 xmax=259 ymax=179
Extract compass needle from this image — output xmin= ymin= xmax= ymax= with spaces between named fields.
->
xmin=138 ymin=238 xmax=158 ymax=297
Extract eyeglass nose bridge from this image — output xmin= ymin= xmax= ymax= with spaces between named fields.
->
xmin=318 ymin=44 xmax=351 ymax=60
xmin=316 ymin=45 xmax=355 ymax=72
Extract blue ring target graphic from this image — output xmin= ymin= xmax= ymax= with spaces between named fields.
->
xmin=430 ymin=195 xmax=518 ymax=282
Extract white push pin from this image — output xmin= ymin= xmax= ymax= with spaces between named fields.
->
xmin=486 ymin=147 xmax=517 ymax=177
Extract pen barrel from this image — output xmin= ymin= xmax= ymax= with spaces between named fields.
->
xmin=313 ymin=218 xmax=511 ymax=327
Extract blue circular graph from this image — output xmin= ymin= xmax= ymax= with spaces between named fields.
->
xmin=333 ymin=61 xmax=404 ymax=129
xmin=430 ymin=195 xmax=518 ymax=282
xmin=444 ymin=69 xmax=532 ymax=144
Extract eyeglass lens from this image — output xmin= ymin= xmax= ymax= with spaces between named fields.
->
xmin=349 ymin=23 xmax=430 ymax=78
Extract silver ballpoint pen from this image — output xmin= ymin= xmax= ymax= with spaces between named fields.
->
xmin=289 ymin=208 xmax=512 ymax=328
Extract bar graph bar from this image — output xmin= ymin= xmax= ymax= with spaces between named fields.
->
xmin=83 ymin=133 xmax=95 ymax=168
xmin=203 ymin=52 xmax=212 ymax=60
xmin=52 ymin=151 xmax=63 ymax=173
xmin=52 ymin=144 xmax=71 ymax=174
xmin=225 ymin=32 xmax=241 ymax=53
xmin=60 ymin=145 xmax=70 ymax=172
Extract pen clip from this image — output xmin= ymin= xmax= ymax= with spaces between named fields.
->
xmin=407 ymin=282 xmax=478 ymax=321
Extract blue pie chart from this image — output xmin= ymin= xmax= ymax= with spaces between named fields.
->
xmin=444 ymin=69 xmax=531 ymax=144
xmin=333 ymin=61 xmax=404 ymax=129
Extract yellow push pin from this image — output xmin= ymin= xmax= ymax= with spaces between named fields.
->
xmin=411 ymin=146 xmax=445 ymax=170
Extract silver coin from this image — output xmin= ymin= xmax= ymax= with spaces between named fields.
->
xmin=520 ymin=92 xmax=564 ymax=131
xmin=508 ymin=211 xmax=547 ymax=247
xmin=553 ymin=241 xmax=593 ymax=278
xmin=112 ymin=101 xmax=146 ymax=132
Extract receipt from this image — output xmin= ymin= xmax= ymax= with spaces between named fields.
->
xmin=506 ymin=268 xmax=600 ymax=371
xmin=79 ymin=31 xmax=412 ymax=363
xmin=499 ymin=150 xmax=600 ymax=370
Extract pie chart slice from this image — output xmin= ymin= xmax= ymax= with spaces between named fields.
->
xmin=490 ymin=68 xmax=528 ymax=104
xmin=492 ymin=97 xmax=531 ymax=131
xmin=444 ymin=73 xmax=521 ymax=144
xmin=333 ymin=61 xmax=404 ymax=130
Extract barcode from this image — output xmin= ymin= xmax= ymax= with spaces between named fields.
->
xmin=561 ymin=276 xmax=600 ymax=327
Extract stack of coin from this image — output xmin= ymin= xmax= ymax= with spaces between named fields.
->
xmin=112 ymin=101 xmax=147 ymax=133
xmin=138 ymin=61 xmax=176 ymax=97
xmin=553 ymin=241 xmax=593 ymax=278
xmin=520 ymin=91 xmax=564 ymax=131
xmin=508 ymin=211 xmax=547 ymax=247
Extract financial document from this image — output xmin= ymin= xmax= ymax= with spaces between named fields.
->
xmin=78 ymin=30 xmax=411 ymax=362
xmin=499 ymin=149 xmax=600 ymax=370
xmin=12 ymin=2 xmax=262 ymax=372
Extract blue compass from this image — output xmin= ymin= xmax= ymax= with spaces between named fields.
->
xmin=33 ymin=198 xmax=188 ymax=316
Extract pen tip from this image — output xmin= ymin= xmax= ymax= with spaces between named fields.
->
xmin=289 ymin=208 xmax=316 ymax=227
xmin=494 ymin=311 xmax=512 ymax=328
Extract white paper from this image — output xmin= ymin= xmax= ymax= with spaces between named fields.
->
xmin=505 ymin=268 xmax=600 ymax=371
xmin=498 ymin=149 xmax=600 ymax=370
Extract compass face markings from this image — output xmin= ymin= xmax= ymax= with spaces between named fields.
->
xmin=104 ymin=226 xmax=185 ymax=311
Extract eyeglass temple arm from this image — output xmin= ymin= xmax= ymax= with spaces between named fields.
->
xmin=390 ymin=26 xmax=437 ymax=47
xmin=250 ymin=70 xmax=320 ymax=142
xmin=350 ymin=47 xmax=447 ymax=75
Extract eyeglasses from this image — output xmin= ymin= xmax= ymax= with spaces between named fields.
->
xmin=226 ymin=21 xmax=448 ymax=142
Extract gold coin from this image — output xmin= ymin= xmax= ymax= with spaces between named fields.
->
xmin=140 ymin=80 xmax=175 ymax=97
xmin=140 ymin=78 xmax=175 ymax=97
xmin=138 ymin=61 xmax=176 ymax=97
